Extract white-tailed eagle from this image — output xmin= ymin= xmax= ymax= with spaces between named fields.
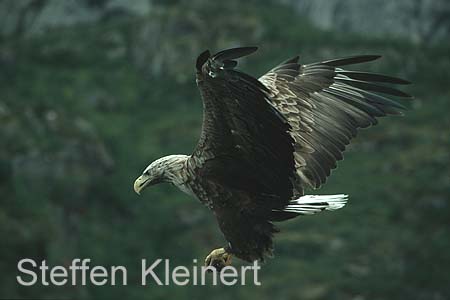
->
xmin=133 ymin=47 xmax=410 ymax=270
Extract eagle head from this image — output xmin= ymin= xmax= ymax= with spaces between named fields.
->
xmin=133 ymin=155 xmax=189 ymax=195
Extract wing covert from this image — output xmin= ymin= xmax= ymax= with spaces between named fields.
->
xmin=189 ymin=47 xmax=296 ymax=205
xmin=259 ymin=55 xmax=411 ymax=193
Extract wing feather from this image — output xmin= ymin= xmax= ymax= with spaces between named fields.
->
xmin=260 ymin=55 xmax=411 ymax=193
xmin=189 ymin=47 xmax=296 ymax=208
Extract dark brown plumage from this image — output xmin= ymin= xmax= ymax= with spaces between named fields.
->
xmin=134 ymin=46 xmax=411 ymax=266
xmin=187 ymin=47 xmax=296 ymax=261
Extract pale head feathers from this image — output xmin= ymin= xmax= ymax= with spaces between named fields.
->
xmin=142 ymin=155 xmax=189 ymax=183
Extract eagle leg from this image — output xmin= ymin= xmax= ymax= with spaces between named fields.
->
xmin=204 ymin=247 xmax=232 ymax=271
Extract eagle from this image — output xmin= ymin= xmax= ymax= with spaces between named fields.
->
xmin=133 ymin=47 xmax=410 ymax=270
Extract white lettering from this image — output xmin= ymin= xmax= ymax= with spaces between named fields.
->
xmin=171 ymin=266 xmax=189 ymax=286
xmin=69 ymin=258 xmax=81 ymax=285
xmin=90 ymin=266 xmax=108 ymax=285
xmin=80 ymin=259 xmax=90 ymax=285
xmin=220 ymin=266 xmax=238 ymax=286
xmin=16 ymin=259 xmax=37 ymax=286
xmin=141 ymin=259 xmax=162 ymax=285
xmin=50 ymin=266 xmax=67 ymax=286
xmin=40 ymin=260 xmax=49 ymax=286
xmin=252 ymin=261 xmax=261 ymax=286
xmin=111 ymin=266 xmax=127 ymax=285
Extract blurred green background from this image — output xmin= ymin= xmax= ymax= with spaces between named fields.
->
xmin=1 ymin=0 xmax=449 ymax=299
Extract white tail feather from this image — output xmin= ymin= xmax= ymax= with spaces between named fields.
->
xmin=278 ymin=194 xmax=348 ymax=215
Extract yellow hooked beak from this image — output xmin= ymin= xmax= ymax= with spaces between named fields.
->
xmin=133 ymin=174 xmax=151 ymax=195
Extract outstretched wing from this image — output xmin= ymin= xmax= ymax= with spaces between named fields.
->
xmin=188 ymin=47 xmax=296 ymax=209
xmin=259 ymin=55 xmax=411 ymax=194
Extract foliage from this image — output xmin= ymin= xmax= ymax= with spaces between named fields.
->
xmin=1 ymin=1 xmax=449 ymax=299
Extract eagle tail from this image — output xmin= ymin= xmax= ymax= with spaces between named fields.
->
xmin=284 ymin=194 xmax=348 ymax=215
xmin=270 ymin=194 xmax=348 ymax=221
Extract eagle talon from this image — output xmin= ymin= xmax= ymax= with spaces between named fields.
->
xmin=204 ymin=247 xmax=232 ymax=271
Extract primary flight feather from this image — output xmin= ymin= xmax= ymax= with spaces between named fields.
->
xmin=133 ymin=46 xmax=411 ymax=270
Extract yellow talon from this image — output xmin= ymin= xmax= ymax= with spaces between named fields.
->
xmin=204 ymin=247 xmax=232 ymax=271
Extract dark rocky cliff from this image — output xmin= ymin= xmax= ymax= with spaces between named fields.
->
xmin=2 ymin=0 xmax=449 ymax=44
xmin=289 ymin=0 xmax=450 ymax=44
